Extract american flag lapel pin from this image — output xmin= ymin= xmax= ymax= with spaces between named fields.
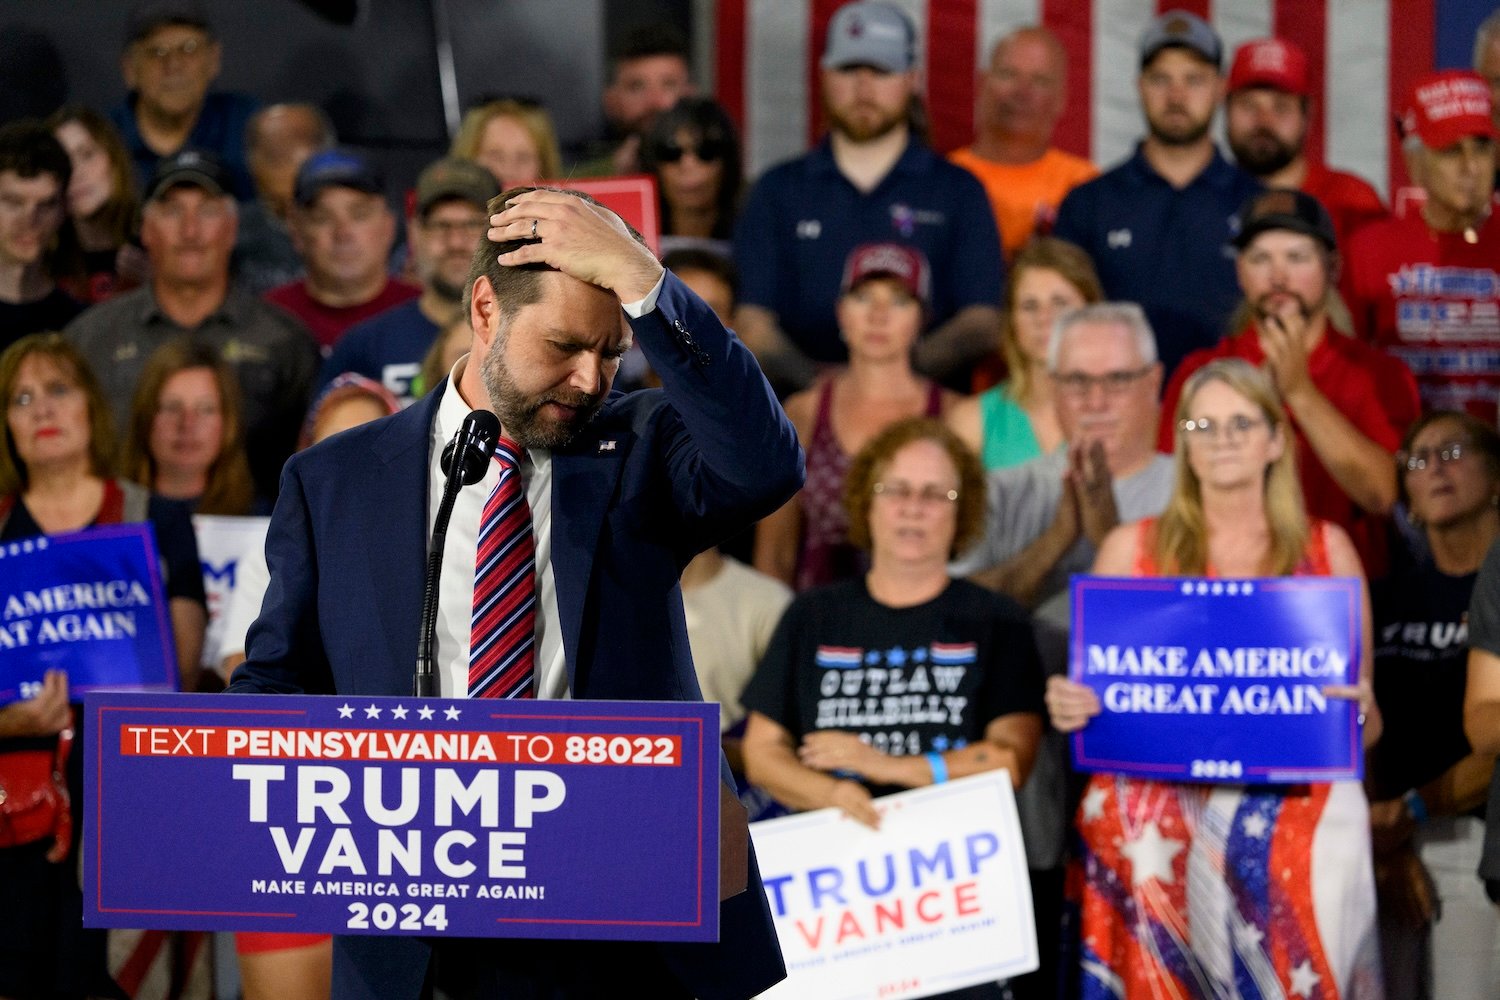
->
xmin=598 ymin=440 xmax=616 ymax=453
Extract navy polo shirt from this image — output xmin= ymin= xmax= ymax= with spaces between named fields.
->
xmin=733 ymin=138 xmax=1003 ymax=364
xmin=111 ymin=91 xmax=260 ymax=201
xmin=1052 ymin=145 xmax=1261 ymax=378
xmin=318 ymin=299 xmax=439 ymax=405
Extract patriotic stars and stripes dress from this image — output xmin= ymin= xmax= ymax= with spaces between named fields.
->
xmin=1073 ymin=520 xmax=1382 ymax=1000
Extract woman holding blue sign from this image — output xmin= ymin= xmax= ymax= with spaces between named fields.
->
xmin=1046 ymin=359 xmax=1383 ymax=999
xmin=0 ymin=333 xmax=206 ymax=999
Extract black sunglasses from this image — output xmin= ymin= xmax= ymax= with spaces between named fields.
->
xmin=656 ymin=138 xmax=729 ymax=164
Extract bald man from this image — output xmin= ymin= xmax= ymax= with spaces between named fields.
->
xmin=949 ymin=27 xmax=1098 ymax=258
xmin=232 ymin=102 xmax=334 ymax=293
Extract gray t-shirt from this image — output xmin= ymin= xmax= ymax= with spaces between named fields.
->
xmin=952 ymin=448 xmax=1176 ymax=627
xmin=951 ymin=447 xmax=1175 ymax=869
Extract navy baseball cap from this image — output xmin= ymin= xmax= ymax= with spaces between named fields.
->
xmin=294 ymin=149 xmax=385 ymax=208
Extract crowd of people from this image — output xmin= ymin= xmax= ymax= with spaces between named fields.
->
xmin=6 ymin=0 xmax=1500 ymax=997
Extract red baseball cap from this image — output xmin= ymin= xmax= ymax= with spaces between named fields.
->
xmin=840 ymin=243 xmax=931 ymax=304
xmin=1227 ymin=38 xmax=1309 ymax=97
xmin=1402 ymin=71 xmax=1499 ymax=149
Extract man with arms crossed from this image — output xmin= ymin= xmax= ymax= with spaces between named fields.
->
xmin=227 ymin=188 xmax=799 ymax=998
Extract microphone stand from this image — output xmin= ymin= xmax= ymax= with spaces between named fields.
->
xmin=414 ymin=412 xmax=499 ymax=696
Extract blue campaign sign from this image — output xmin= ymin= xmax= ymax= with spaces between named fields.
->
xmin=83 ymin=692 xmax=720 ymax=942
xmin=1069 ymin=576 xmax=1362 ymax=784
xmin=0 ymin=525 xmax=176 ymax=705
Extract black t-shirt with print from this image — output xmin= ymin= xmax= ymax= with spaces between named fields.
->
xmin=743 ymin=578 xmax=1045 ymax=797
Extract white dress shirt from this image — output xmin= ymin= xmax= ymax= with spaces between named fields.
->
xmin=426 ymin=273 xmax=664 ymax=699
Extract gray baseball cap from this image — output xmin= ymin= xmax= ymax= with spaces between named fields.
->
xmin=821 ymin=1 xmax=916 ymax=73
xmin=1138 ymin=9 xmax=1222 ymax=70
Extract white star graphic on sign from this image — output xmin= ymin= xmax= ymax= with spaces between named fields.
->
xmin=337 ymin=703 xmax=354 ymax=719
xmin=1081 ymin=784 xmax=1109 ymax=822
xmin=1289 ymin=959 xmax=1322 ymax=998
xmin=444 ymin=706 xmax=461 ymax=720
xmin=1242 ymin=813 xmax=1269 ymax=839
xmin=417 ymin=705 xmax=435 ymax=720
xmin=1234 ymin=921 xmax=1265 ymax=950
xmin=1119 ymin=820 xmax=1186 ymax=889
xmin=390 ymin=705 xmax=409 ymax=720
xmin=364 ymin=704 xmax=381 ymax=719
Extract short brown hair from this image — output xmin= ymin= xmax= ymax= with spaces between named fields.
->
xmin=120 ymin=338 xmax=254 ymax=514
xmin=843 ymin=417 xmax=987 ymax=559
xmin=462 ymin=185 xmax=647 ymax=322
xmin=0 ymin=333 xmax=117 ymax=495
xmin=1397 ymin=409 xmax=1500 ymax=509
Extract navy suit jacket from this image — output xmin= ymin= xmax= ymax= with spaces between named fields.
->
xmin=229 ymin=272 xmax=802 ymax=999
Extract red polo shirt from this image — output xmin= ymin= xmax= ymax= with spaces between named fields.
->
xmin=1159 ymin=326 xmax=1420 ymax=573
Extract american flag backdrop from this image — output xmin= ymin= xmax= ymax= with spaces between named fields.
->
xmin=715 ymin=0 xmax=1451 ymax=199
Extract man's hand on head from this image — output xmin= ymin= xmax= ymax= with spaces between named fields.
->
xmin=487 ymin=190 xmax=665 ymax=305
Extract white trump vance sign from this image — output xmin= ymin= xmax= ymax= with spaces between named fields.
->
xmin=750 ymin=771 xmax=1037 ymax=999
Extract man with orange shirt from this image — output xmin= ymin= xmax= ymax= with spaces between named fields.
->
xmin=1161 ymin=189 xmax=1418 ymax=572
xmin=949 ymin=27 xmax=1097 ymax=259
xmin=1224 ymin=37 xmax=1386 ymax=252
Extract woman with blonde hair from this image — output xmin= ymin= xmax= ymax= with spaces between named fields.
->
xmin=945 ymin=237 xmax=1102 ymax=470
xmin=121 ymin=339 xmax=255 ymax=515
xmin=1046 ymin=358 xmax=1383 ymax=998
xmin=450 ymin=99 xmax=562 ymax=189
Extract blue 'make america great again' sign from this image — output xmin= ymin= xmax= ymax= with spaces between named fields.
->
xmin=1069 ymin=576 xmax=1363 ymax=784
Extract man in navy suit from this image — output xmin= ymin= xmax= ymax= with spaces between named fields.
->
xmin=228 ymin=188 xmax=801 ymax=998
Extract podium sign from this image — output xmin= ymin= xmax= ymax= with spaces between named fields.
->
xmin=84 ymin=692 xmax=720 ymax=941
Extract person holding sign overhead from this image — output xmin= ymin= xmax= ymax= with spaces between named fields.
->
xmin=1046 ymin=358 xmax=1383 ymax=999
xmin=0 ymin=332 xmax=206 ymax=999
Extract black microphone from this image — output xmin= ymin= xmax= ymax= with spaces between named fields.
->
xmin=414 ymin=410 xmax=502 ymax=696
xmin=441 ymin=410 xmax=500 ymax=484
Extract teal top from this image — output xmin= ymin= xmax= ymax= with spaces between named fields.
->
xmin=978 ymin=383 xmax=1043 ymax=471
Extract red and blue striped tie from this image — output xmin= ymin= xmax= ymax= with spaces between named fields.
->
xmin=468 ymin=437 xmax=536 ymax=699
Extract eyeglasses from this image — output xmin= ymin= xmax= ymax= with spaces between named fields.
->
xmin=655 ymin=138 xmax=728 ymax=164
xmin=1180 ymin=414 xmax=1269 ymax=442
xmin=872 ymin=481 xmax=959 ymax=505
xmin=9 ymin=382 xmax=80 ymax=410
xmin=423 ymin=217 xmax=487 ymax=238
xmin=1051 ymin=365 xmax=1153 ymax=397
xmin=1399 ymin=440 xmax=1469 ymax=472
xmin=139 ymin=37 xmax=209 ymax=62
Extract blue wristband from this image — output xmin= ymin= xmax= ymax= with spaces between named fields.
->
xmin=925 ymin=752 xmax=948 ymax=785
xmin=1403 ymin=788 xmax=1429 ymax=825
